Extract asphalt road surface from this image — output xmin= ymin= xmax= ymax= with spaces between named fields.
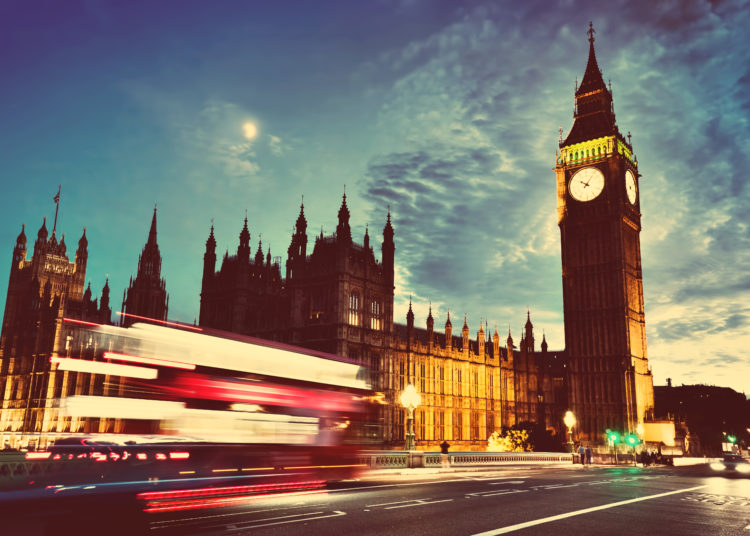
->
xmin=6 ymin=464 xmax=749 ymax=535
xmin=146 ymin=465 xmax=749 ymax=535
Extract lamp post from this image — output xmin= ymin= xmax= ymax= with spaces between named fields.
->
xmin=400 ymin=384 xmax=421 ymax=451
xmin=563 ymin=410 xmax=576 ymax=453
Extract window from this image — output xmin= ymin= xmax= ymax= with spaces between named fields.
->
xmin=348 ymin=292 xmax=360 ymax=326
xmin=488 ymin=374 xmax=494 ymax=399
xmin=454 ymin=410 xmax=463 ymax=440
xmin=370 ymin=300 xmax=381 ymax=330
xmin=439 ymin=366 xmax=444 ymax=395
xmin=419 ymin=363 xmax=426 ymax=393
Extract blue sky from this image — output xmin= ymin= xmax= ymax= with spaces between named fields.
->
xmin=1 ymin=0 xmax=748 ymax=394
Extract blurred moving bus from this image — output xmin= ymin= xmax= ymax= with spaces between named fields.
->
xmin=35 ymin=317 xmax=379 ymax=489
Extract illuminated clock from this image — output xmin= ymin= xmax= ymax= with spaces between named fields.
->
xmin=569 ymin=167 xmax=605 ymax=202
xmin=625 ymin=170 xmax=637 ymax=204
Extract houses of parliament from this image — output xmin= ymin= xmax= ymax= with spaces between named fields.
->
xmin=0 ymin=27 xmax=654 ymax=450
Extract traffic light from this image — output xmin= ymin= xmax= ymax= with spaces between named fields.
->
xmin=727 ymin=435 xmax=737 ymax=443
xmin=625 ymin=434 xmax=639 ymax=446
xmin=607 ymin=430 xmax=621 ymax=444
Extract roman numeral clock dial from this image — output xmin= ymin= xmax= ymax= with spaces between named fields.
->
xmin=569 ymin=166 xmax=604 ymax=202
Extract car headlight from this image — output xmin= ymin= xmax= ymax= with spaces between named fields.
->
xmin=736 ymin=464 xmax=750 ymax=474
xmin=710 ymin=462 xmax=725 ymax=471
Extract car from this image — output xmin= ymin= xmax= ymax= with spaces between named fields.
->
xmin=710 ymin=454 xmax=750 ymax=475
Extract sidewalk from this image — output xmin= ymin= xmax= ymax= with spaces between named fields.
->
xmin=364 ymin=462 xmax=588 ymax=477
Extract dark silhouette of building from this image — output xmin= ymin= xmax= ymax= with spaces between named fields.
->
xmin=655 ymin=381 xmax=749 ymax=456
xmin=0 ymin=202 xmax=111 ymax=448
xmin=555 ymin=23 xmax=655 ymax=441
xmin=201 ymin=195 xmax=394 ymax=364
xmin=120 ymin=207 xmax=169 ymax=327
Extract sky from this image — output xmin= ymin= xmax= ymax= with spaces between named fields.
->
xmin=0 ymin=0 xmax=748 ymax=394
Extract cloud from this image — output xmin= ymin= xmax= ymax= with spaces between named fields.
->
xmin=357 ymin=0 xmax=750 ymax=392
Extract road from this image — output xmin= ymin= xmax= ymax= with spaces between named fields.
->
xmin=146 ymin=465 xmax=749 ymax=535
xmin=5 ymin=464 xmax=749 ymax=535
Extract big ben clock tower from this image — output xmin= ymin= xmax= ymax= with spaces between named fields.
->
xmin=556 ymin=23 xmax=654 ymax=441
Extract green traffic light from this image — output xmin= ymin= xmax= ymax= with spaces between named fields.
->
xmin=625 ymin=434 xmax=639 ymax=446
xmin=727 ymin=435 xmax=737 ymax=443
xmin=608 ymin=432 xmax=621 ymax=443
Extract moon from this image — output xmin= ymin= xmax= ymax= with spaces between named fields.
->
xmin=242 ymin=121 xmax=258 ymax=140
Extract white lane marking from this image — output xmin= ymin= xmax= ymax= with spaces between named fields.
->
xmin=489 ymin=480 xmax=525 ymax=485
xmin=226 ymin=510 xmax=346 ymax=531
xmin=462 ymin=475 xmax=531 ymax=481
xmin=385 ymin=499 xmax=454 ymax=509
xmin=149 ymin=502 xmax=327 ymax=528
xmin=467 ymin=490 xmax=528 ymax=498
xmin=366 ymin=498 xmax=429 ymax=508
xmin=471 ymin=485 xmax=709 ymax=535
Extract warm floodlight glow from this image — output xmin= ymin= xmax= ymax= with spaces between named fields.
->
xmin=563 ymin=410 xmax=576 ymax=429
xmin=242 ymin=121 xmax=258 ymax=140
xmin=400 ymin=384 xmax=421 ymax=410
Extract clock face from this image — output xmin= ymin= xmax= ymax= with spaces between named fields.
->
xmin=625 ymin=170 xmax=637 ymax=204
xmin=569 ymin=167 xmax=605 ymax=202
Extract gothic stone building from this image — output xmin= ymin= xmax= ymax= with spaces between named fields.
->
xmin=0 ymin=208 xmax=168 ymax=448
xmin=0 ymin=216 xmax=112 ymax=448
xmin=556 ymin=24 xmax=655 ymax=440
xmin=200 ymin=194 xmax=567 ymax=449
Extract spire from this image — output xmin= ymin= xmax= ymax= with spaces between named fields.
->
xmin=463 ymin=313 xmax=468 ymax=331
xmin=383 ymin=205 xmax=394 ymax=241
xmin=296 ymin=198 xmax=307 ymax=234
xmin=137 ymin=208 xmax=162 ymax=278
xmin=445 ymin=310 xmax=452 ymax=328
xmin=16 ymin=224 xmax=26 ymax=246
xmin=206 ymin=224 xmax=216 ymax=251
xmin=238 ymin=216 xmax=250 ymax=262
xmin=336 ymin=192 xmax=351 ymax=243
xmin=76 ymin=227 xmax=88 ymax=256
xmin=364 ymin=224 xmax=370 ymax=250
xmin=406 ymin=296 xmax=414 ymax=323
xmin=147 ymin=205 xmax=158 ymax=247
xmin=37 ymin=217 xmax=48 ymax=241
xmin=58 ymin=233 xmax=66 ymax=256
xmin=563 ymin=22 xmax=617 ymax=146
xmin=578 ymin=21 xmax=606 ymax=95
xmin=255 ymin=236 xmax=264 ymax=264
xmin=83 ymin=282 xmax=92 ymax=301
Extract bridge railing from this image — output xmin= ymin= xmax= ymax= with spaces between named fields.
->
xmin=359 ymin=450 xmax=575 ymax=469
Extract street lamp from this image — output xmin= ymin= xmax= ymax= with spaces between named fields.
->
xmin=400 ymin=384 xmax=421 ymax=451
xmin=563 ymin=410 xmax=576 ymax=453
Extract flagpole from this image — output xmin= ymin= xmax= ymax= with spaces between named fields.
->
xmin=52 ymin=185 xmax=61 ymax=235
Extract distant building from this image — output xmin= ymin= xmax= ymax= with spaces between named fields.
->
xmin=655 ymin=381 xmax=749 ymax=456
xmin=0 ymin=212 xmax=111 ymax=448
xmin=120 ymin=207 xmax=169 ymax=326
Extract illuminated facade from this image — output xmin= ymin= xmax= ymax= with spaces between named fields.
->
xmin=0 ymin=214 xmax=111 ymax=448
xmin=555 ymin=24 xmax=655 ymax=441
xmin=199 ymin=195 xmax=568 ymax=449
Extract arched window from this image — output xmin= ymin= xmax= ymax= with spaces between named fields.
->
xmin=348 ymin=291 xmax=360 ymax=326
xmin=370 ymin=300 xmax=381 ymax=330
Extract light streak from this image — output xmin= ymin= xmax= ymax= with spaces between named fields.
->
xmin=169 ymin=452 xmax=190 ymax=460
xmin=61 ymin=396 xmax=185 ymax=420
xmin=25 ymin=452 xmax=51 ymax=459
xmin=116 ymin=312 xmax=203 ymax=332
xmin=62 ymin=317 xmax=102 ymax=327
xmin=51 ymin=356 xmax=158 ymax=380
xmin=104 ymin=351 xmax=195 ymax=371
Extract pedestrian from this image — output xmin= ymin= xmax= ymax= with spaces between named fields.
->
xmin=585 ymin=446 xmax=592 ymax=466
xmin=440 ymin=440 xmax=451 ymax=468
xmin=578 ymin=444 xmax=585 ymax=467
